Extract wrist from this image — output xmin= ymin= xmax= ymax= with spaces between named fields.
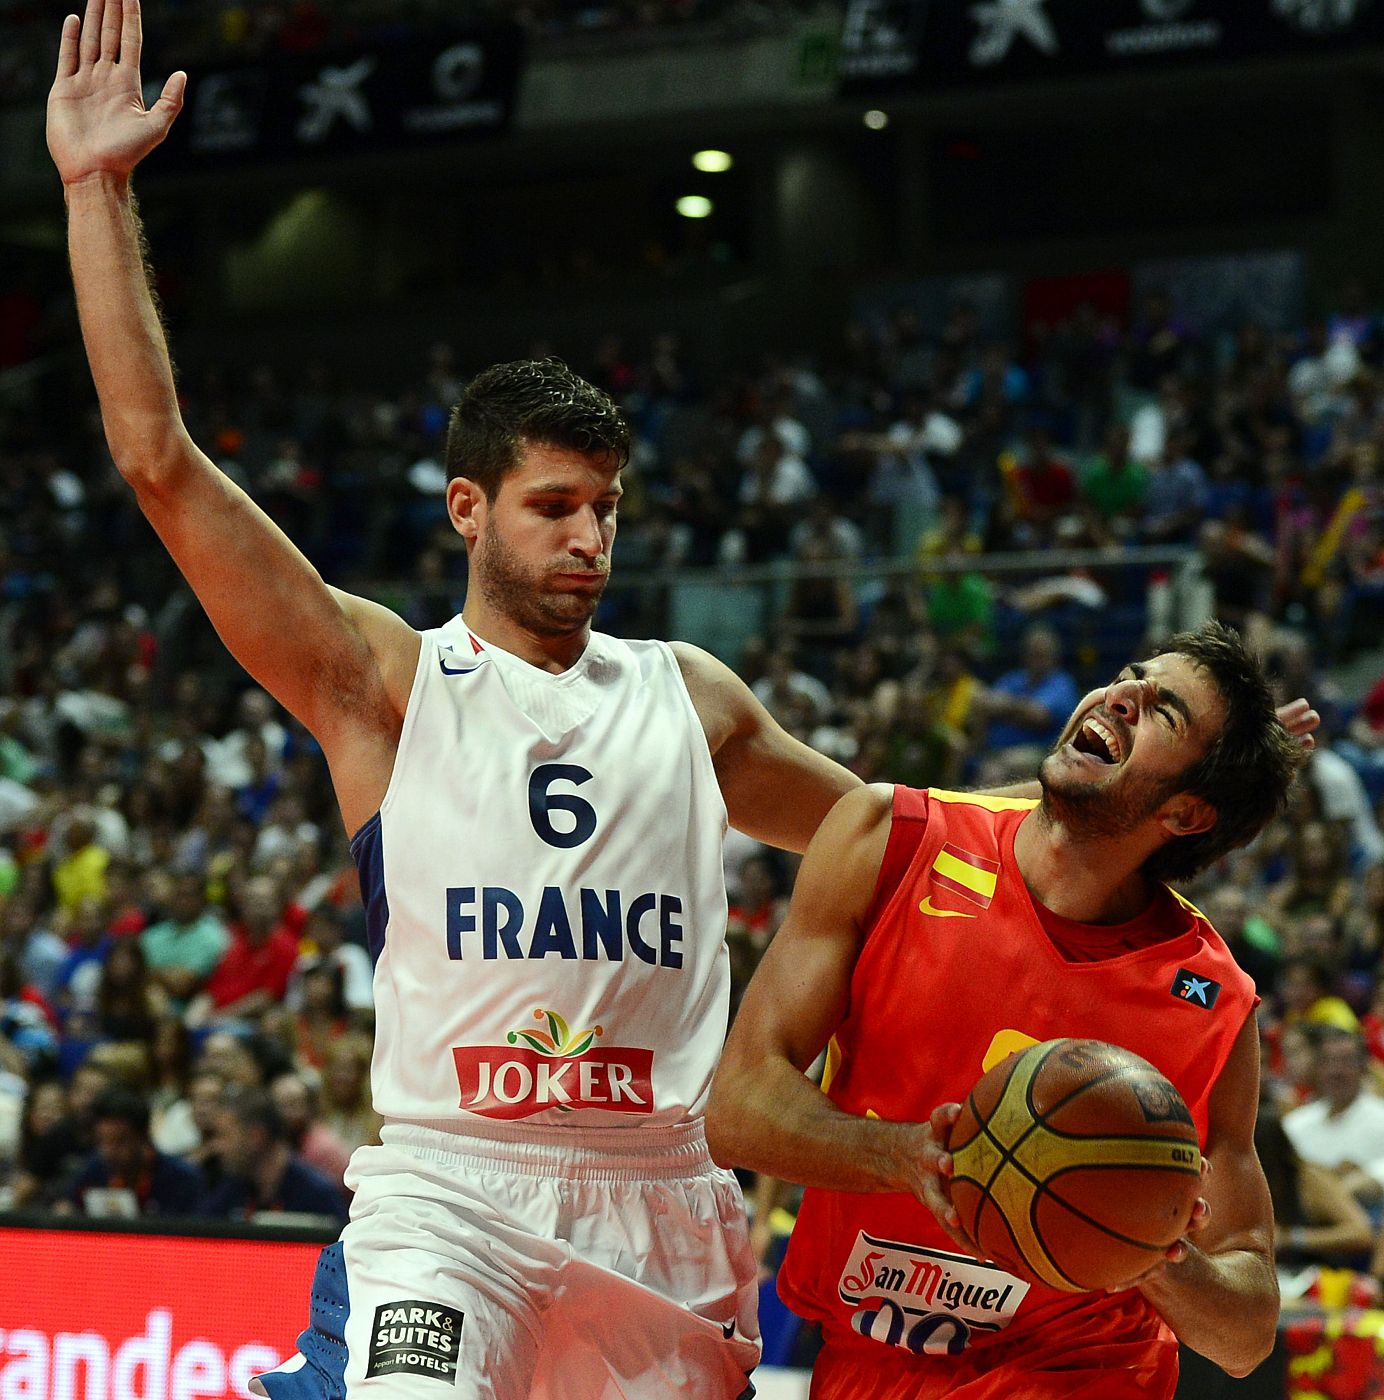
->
xmin=63 ymin=169 xmax=133 ymax=201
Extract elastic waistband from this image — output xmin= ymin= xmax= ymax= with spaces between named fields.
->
xmin=379 ymin=1117 xmax=717 ymax=1182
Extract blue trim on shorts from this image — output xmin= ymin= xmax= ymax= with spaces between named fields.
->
xmin=350 ymin=814 xmax=390 ymax=967
xmin=256 ymin=1241 xmax=350 ymax=1400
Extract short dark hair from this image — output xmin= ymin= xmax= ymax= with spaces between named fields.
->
xmin=221 ymin=1085 xmax=286 ymax=1143
xmin=92 ymin=1087 xmax=151 ymax=1137
xmin=444 ymin=358 xmax=630 ymax=497
xmin=1141 ymin=620 xmax=1302 ymax=883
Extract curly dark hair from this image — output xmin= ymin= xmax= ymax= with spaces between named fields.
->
xmin=444 ymin=358 xmax=630 ymax=497
xmin=1141 ymin=620 xmax=1303 ymax=884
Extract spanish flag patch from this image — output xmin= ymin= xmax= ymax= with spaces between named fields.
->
xmin=931 ymin=843 xmax=1000 ymax=909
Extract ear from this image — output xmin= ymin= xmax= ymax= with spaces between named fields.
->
xmin=447 ymin=477 xmax=485 ymax=544
xmin=1158 ymin=794 xmax=1217 ymax=840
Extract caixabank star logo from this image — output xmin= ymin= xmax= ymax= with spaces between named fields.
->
xmin=453 ymin=1008 xmax=654 ymax=1120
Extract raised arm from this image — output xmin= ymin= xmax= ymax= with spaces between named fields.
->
xmin=672 ymin=642 xmax=861 ymax=853
xmin=706 ymin=785 xmax=956 ymax=1206
xmin=48 ymin=0 xmax=418 ymax=833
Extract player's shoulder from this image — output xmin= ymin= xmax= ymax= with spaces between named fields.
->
xmin=1164 ymin=886 xmax=1258 ymax=995
xmin=926 ymin=787 xmax=1040 ymax=814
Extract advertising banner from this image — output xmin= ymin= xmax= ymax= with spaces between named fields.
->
xmin=0 ymin=1225 xmax=325 ymax=1400
xmin=839 ymin=0 xmax=1384 ymax=93
xmin=153 ymin=28 xmax=523 ymax=169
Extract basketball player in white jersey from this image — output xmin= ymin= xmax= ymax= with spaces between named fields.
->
xmin=47 ymin=9 xmax=1322 ymax=1396
xmin=47 ymin=7 xmax=859 ymax=1396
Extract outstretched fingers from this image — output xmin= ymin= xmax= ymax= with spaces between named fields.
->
xmin=121 ymin=0 xmax=142 ymax=68
xmin=100 ymin=0 xmax=123 ymax=63
xmin=55 ymin=15 xmax=81 ymax=80
xmin=79 ymin=0 xmax=103 ymax=65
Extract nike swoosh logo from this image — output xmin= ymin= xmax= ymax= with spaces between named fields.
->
xmin=439 ymin=659 xmax=476 ymax=675
xmin=919 ymin=895 xmax=976 ymax=920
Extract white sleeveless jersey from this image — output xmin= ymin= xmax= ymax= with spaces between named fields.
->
xmin=353 ymin=618 xmax=732 ymax=1132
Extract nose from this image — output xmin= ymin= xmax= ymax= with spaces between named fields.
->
xmin=1103 ymin=677 xmax=1142 ymax=724
xmin=568 ymin=506 xmax=604 ymax=561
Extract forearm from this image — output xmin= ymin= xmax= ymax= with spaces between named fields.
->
xmin=708 ymin=1055 xmax=922 ymax=1194
xmin=66 ymin=173 xmax=188 ymax=475
xmin=982 ymin=781 xmax=1040 ymax=800
xmin=1139 ymin=1244 xmax=1278 ymax=1378
xmin=1287 ymin=1220 xmax=1372 ymax=1256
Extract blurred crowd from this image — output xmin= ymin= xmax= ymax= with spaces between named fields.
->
xmin=5 ymin=271 xmax=1384 ymax=1300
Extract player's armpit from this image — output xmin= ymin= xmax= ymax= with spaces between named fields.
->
xmin=708 ymin=785 xmax=942 ymax=1196
xmin=670 ymin=641 xmax=859 ymax=852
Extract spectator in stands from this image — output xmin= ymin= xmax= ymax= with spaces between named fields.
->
xmin=71 ymin=1086 xmax=203 ymax=1218
xmin=199 ymin=1084 xmax=347 ymax=1223
xmin=1280 ymin=955 xmax=1360 ymax=1034
xmin=319 ymin=1033 xmax=381 ymax=1155
xmin=0 ymin=949 xmax=58 ymax=1072
xmin=94 ymin=938 xmax=166 ymax=1045
xmin=751 ymin=646 xmax=832 ymax=731
xmin=1002 ymin=421 xmax=1077 ymax=547
xmin=184 ymin=1070 xmax=229 ymax=1181
xmin=147 ymin=1013 xmax=199 ymax=1156
xmin=975 ymin=623 xmax=1079 ymax=768
xmin=1307 ymin=734 xmax=1384 ymax=870
xmin=1269 ymin=820 xmax=1357 ymax=923
xmin=269 ymin=1070 xmax=352 ymax=1196
xmin=1271 ymin=1022 xmax=1320 ymax=1113
xmin=10 ymin=1079 xmax=83 ymax=1209
xmin=197 ymin=1027 xmax=270 ymax=1089
xmin=727 ymin=853 xmax=788 ymax=953
xmin=1142 ymin=429 xmax=1209 ymax=545
xmin=920 ymin=523 xmax=996 ymax=657
xmin=50 ymin=815 xmax=109 ymax=913
xmin=780 ymin=536 xmax=859 ymax=683
xmin=52 ymin=895 xmax=115 ymax=1035
xmin=1079 ymin=424 xmax=1147 ymax=543
xmin=189 ymin=874 xmax=300 ymax=1025
xmin=139 ymin=871 xmax=230 ymax=1006
xmin=1256 ymin=1100 xmax=1374 ymax=1269
xmin=286 ymin=907 xmax=373 ymax=1021
xmin=1201 ymin=885 xmax=1280 ymax=997
xmin=292 ymin=961 xmax=351 ymax=1071
xmin=1284 ymin=1028 xmax=1384 ymax=1210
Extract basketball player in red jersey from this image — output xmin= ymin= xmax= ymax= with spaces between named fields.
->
xmin=708 ymin=622 xmax=1302 ymax=1399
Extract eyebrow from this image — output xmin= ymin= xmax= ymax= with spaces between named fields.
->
xmin=1126 ymin=662 xmax=1193 ymax=726
xmin=526 ymin=481 xmax=623 ymax=498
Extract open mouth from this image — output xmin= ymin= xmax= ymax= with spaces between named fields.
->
xmin=1070 ymin=714 xmax=1123 ymax=765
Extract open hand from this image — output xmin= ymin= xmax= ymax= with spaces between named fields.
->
xmin=47 ymin=0 xmax=185 ymax=186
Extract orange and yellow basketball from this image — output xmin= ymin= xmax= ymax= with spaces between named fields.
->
xmin=948 ymin=1039 xmax=1203 ymax=1293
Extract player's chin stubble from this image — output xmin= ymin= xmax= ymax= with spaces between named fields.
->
xmin=474 ymin=526 xmax=605 ymax=636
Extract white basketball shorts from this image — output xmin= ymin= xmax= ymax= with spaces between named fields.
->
xmin=252 ymin=1119 xmax=761 ymax=1400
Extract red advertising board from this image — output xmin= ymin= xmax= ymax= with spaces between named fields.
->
xmin=0 ymin=1226 xmax=325 ymax=1400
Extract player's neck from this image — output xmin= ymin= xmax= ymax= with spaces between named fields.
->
xmin=461 ymin=603 xmax=591 ymax=673
xmin=1014 ymin=807 xmax=1158 ymax=924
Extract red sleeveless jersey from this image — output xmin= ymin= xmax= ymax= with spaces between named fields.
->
xmin=778 ymin=786 xmax=1255 ymax=1377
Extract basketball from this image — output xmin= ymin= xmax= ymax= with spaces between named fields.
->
xmin=948 ymin=1039 xmax=1203 ymax=1294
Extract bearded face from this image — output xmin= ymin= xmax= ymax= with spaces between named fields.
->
xmin=472 ymin=514 xmax=609 ymax=638
xmin=1038 ymin=654 xmax=1226 ymax=843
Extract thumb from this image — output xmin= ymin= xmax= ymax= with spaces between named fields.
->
xmin=151 ymin=71 xmax=187 ymax=134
